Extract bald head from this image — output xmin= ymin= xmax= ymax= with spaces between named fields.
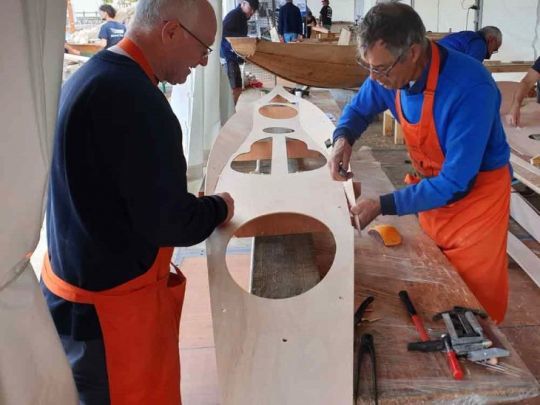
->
xmin=124 ymin=0 xmax=217 ymax=85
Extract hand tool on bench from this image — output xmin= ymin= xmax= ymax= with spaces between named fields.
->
xmin=398 ymin=290 xmax=430 ymax=341
xmin=408 ymin=307 xmax=509 ymax=377
xmin=354 ymin=296 xmax=378 ymax=404
xmin=442 ymin=334 xmax=464 ymax=380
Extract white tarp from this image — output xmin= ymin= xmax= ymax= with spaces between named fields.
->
xmin=0 ymin=0 xmax=78 ymax=403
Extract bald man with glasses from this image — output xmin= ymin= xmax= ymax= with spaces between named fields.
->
xmin=330 ymin=3 xmax=511 ymax=325
xmin=41 ymin=0 xmax=234 ymax=403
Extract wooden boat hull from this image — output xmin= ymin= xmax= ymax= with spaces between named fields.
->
xmin=228 ymin=37 xmax=533 ymax=89
xmin=228 ymin=37 xmax=367 ymax=88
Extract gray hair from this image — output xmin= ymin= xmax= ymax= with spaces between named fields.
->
xmin=479 ymin=26 xmax=502 ymax=44
xmin=132 ymin=0 xmax=197 ymax=30
xmin=358 ymin=2 xmax=427 ymax=58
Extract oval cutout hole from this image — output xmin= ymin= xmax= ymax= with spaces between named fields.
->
xmin=259 ymin=104 xmax=298 ymax=119
xmin=226 ymin=213 xmax=336 ymax=299
xmin=263 ymin=127 xmax=295 ymax=134
xmin=529 ymin=134 xmax=540 ymax=141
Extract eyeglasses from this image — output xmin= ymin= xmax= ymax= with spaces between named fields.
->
xmin=164 ymin=19 xmax=213 ymax=58
xmin=357 ymin=48 xmax=408 ymax=78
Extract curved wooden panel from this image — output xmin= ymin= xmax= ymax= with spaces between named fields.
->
xmin=205 ymin=87 xmax=354 ymax=404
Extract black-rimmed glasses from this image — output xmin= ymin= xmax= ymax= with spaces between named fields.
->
xmin=357 ymin=48 xmax=408 ymax=78
xmin=164 ymin=19 xmax=213 ymax=58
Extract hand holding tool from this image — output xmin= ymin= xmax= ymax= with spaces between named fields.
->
xmin=399 ymin=290 xmax=430 ymax=341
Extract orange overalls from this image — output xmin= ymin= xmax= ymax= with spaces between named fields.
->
xmin=396 ymin=41 xmax=510 ymax=323
xmin=42 ymin=38 xmax=186 ymax=404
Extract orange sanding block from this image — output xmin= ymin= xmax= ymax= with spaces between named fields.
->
xmin=368 ymin=224 xmax=402 ymax=246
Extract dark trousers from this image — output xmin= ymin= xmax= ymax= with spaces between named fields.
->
xmin=60 ymin=335 xmax=110 ymax=405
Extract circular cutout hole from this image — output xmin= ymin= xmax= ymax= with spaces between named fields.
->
xmin=259 ymin=104 xmax=298 ymax=119
xmin=226 ymin=213 xmax=336 ymax=299
xmin=529 ymin=134 xmax=540 ymax=141
xmin=263 ymin=127 xmax=295 ymax=134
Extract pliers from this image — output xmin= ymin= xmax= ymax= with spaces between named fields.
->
xmin=354 ymin=296 xmax=378 ymax=404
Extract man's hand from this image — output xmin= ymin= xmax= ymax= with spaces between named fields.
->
xmin=216 ymin=192 xmax=235 ymax=226
xmin=350 ymin=198 xmax=381 ymax=230
xmin=328 ymin=137 xmax=353 ymax=181
xmin=505 ymin=104 xmax=521 ymax=127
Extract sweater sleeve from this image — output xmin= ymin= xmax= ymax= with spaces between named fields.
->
xmin=95 ymin=85 xmax=228 ymax=247
xmin=392 ymin=83 xmax=499 ymax=215
xmin=332 ymin=79 xmax=396 ymax=145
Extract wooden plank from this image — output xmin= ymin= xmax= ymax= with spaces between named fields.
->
xmin=510 ymin=192 xmax=540 ymax=242
xmin=394 ymin=122 xmax=404 ymax=144
xmin=507 ymin=232 xmax=540 ymax=288
xmin=383 ymin=110 xmax=394 ymax=137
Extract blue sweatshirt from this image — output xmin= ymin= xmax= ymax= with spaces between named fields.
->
xmin=43 ymin=51 xmax=227 ymax=340
xmin=438 ymin=31 xmax=487 ymax=62
xmin=333 ymin=45 xmax=510 ymax=216
xmin=278 ymin=2 xmax=303 ymax=36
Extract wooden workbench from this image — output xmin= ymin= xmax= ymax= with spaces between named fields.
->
xmin=177 ymin=89 xmax=540 ymax=404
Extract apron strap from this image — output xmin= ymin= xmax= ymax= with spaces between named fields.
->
xmin=117 ymin=37 xmax=159 ymax=86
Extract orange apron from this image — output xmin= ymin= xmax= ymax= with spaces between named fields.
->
xmin=395 ymin=41 xmax=510 ymax=323
xmin=42 ymin=37 xmax=186 ymax=404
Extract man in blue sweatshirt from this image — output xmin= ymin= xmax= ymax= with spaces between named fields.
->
xmin=278 ymin=0 xmax=304 ymax=43
xmin=330 ymin=3 xmax=511 ymax=323
xmin=438 ymin=26 xmax=502 ymax=62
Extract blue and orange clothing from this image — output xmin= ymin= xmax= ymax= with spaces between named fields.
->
xmin=221 ymin=5 xmax=249 ymax=63
xmin=334 ymin=43 xmax=511 ymax=323
xmin=42 ymin=49 xmax=227 ymax=341
xmin=334 ymin=45 xmax=509 ymax=217
xmin=278 ymin=2 xmax=303 ymax=37
xmin=533 ymin=56 xmax=540 ymax=73
xmin=98 ymin=20 xmax=126 ymax=49
xmin=438 ymin=30 xmax=488 ymax=62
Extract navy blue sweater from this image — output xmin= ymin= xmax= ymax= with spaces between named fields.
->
xmin=278 ymin=2 xmax=303 ymax=36
xmin=221 ymin=6 xmax=248 ymax=63
xmin=42 ymin=50 xmax=227 ymax=340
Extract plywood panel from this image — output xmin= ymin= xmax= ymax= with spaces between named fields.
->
xmin=205 ymin=87 xmax=354 ymax=405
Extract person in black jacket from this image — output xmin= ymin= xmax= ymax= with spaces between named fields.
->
xmin=221 ymin=0 xmax=260 ymax=104
xmin=319 ymin=0 xmax=332 ymax=30
xmin=278 ymin=0 xmax=304 ymax=43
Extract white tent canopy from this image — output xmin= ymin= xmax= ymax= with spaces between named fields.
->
xmin=0 ymin=0 xmax=78 ymax=403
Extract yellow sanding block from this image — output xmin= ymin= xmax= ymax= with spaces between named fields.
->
xmin=368 ymin=224 xmax=402 ymax=247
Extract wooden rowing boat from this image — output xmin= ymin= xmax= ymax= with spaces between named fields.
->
xmin=228 ymin=37 xmax=367 ymax=88
xmin=228 ymin=37 xmax=533 ymax=89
